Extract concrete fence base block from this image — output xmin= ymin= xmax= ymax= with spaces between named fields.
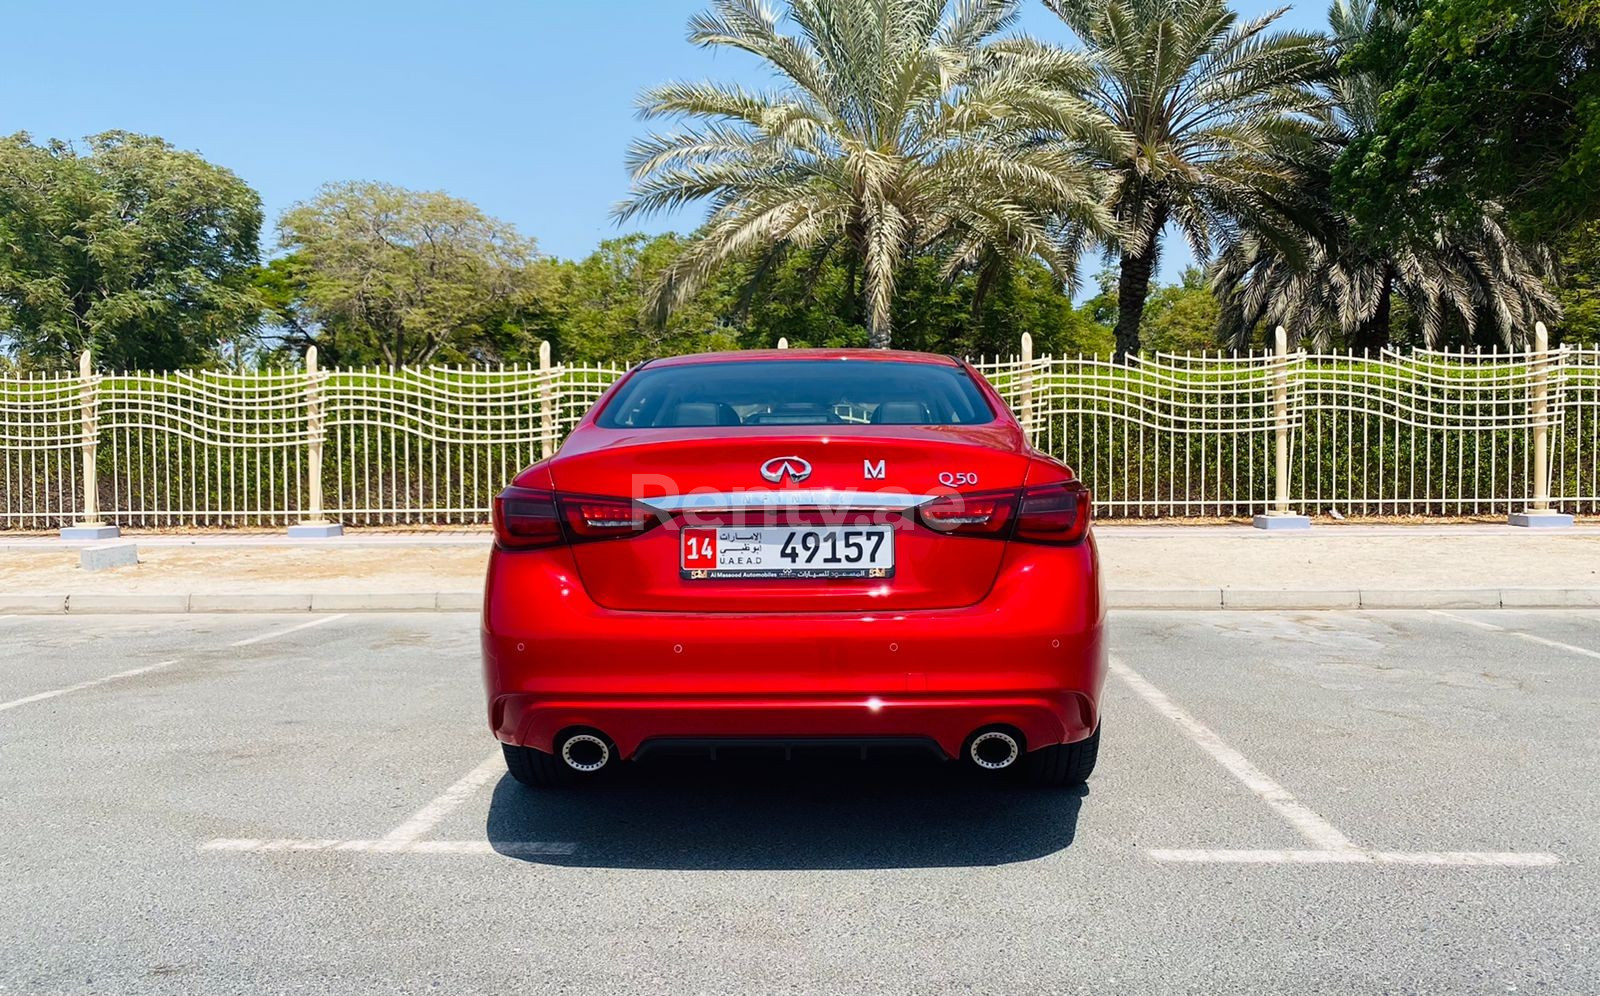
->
xmin=287 ymin=522 xmax=344 ymax=538
xmin=1508 ymin=511 xmax=1575 ymax=528
xmin=60 ymin=524 xmax=121 ymax=541
xmin=79 ymin=543 xmax=139 ymax=572
xmin=1252 ymin=513 xmax=1312 ymax=531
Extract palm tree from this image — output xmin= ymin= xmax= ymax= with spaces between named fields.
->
xmin=616 ymin=0 xmax=1115 ymax=349
xmin=1041 ymin=0 xmax=1331 ymax=356
xmin=1210 ymin=0 xmax=1558 ymax=350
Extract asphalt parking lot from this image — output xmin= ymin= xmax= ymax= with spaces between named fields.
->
xmin=1 ymin=610 xmax=1596 ymax=995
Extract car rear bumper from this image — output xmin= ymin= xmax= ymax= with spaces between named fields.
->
xmin=488 ymin=691 xmax=1097 ymax=760
xmin=481 ymin=537 xmax=1105 ymax=759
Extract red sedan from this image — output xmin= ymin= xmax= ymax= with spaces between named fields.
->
xmin=482 ymin=350 xmax=1105 ymax=787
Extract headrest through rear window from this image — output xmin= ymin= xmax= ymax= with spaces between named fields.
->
xmin=871 ymin=401 xmax=930 ymax=424
xmin=664 ymin=402 xmax=739 ymax=426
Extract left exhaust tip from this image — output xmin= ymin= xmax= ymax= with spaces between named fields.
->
xmin=560 ymin=732 xmax=611 ymax=772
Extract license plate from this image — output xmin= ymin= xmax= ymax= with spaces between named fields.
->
xmin=680 ymin=526 xmax=895 ymax=579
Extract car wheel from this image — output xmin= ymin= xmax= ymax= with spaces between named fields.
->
xmin=501 ymin=742 xmax=577 ymax=787
xmin=1023 ymin=723 xmax=1100 ymax=787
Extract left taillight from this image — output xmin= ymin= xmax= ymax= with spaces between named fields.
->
xmin=493 ymin=488 xmax=564 ymax=550
xmin=493 ymin=487 xmax=662 ymax=550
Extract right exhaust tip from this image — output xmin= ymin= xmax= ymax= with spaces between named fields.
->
xmin=560 ymin=732 xmax=611 ymax=772
xmin=968 ymin=729 xmax=1020 ymax=770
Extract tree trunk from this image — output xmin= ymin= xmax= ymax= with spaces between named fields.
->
xmin=1114 ymin=206 xmax=1168 ymax=359
xmin=862 ymin=235 xmax=896 ymax=350
xmin=866 ymin=293 xmax=892 ymax=349
xmin=844 ymin=253 xmax=859 ymax=325
xmin=971 ymin=261 xmax=1000 ymax=321
xmin=1354 ymin=266 xmax=1393 ymax=354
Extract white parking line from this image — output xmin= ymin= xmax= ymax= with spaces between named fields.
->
xmin=1433 ymin=610 xmax=1600 ymax=660
xmin=200 ymin=750 xmax=526 ymax=857
xmin=0 ymin=659 xmax=179 ymax=713
xmin=1110 ymin=657 xmax=1362 ymax=855
xmin=200 ymin=838 xmax=576 ymax=856
xmin=1149 ymin=848 xmax=1559 ymax=867
xmin=229 ymin=614 xmax=348 ymax=648
xmin=373 ymin=751 xmax=505 ymax=849
xmin=1111 ymin=655 xmax=1560 ymax=868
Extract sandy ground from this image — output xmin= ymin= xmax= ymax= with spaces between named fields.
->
xmin=2 ymin=525 xmax=1598 ymax=594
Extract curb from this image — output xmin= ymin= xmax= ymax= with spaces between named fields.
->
xmin=1110 ymin=587 xmax=1600 ymax=610
xmin=1 ymin=588 xmax=1597 ymax=613
xmin=0 ymin=592 xmax=480 ymax=614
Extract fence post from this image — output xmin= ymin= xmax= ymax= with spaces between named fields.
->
xmin=1510 ymin=321 xmax=1573 ymax=527
xmin=1252 ymin=326 xmax=1310 ymax=530
xmin=1019 ymin=332 xmax=1034 ymax=444
xmin=288 ymin=345 xmax=342 ymax=537
xmin=60 ymin=349 xmax=120 ymax=540
xmin=538 ymin=340 xmax=555 ymax=460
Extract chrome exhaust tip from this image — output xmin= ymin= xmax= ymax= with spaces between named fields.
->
xmin=560 ymin=733 xmax=611 ymax=772
xmin=968 ymin=730 xmax=1020 ymax=770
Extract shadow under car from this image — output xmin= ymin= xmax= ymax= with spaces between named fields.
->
xmin=484 ymin=752 xmax=1086 ymax=870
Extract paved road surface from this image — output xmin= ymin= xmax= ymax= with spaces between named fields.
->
xmin=1 ymin=610 xmax=1596 ymax=994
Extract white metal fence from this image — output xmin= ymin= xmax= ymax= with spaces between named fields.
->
xmin=2 ymin=330 xmax=1595 ymax=529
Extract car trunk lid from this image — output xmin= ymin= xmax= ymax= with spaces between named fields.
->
xmin=540 ymin=425 xmax=1029 ymax=612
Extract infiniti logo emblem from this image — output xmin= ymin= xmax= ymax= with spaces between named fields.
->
xmin=759 ymin=455 xmax=812 ymax=484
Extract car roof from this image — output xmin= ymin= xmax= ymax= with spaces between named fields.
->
xmin=645 ymin=349 xmax=961 ymax=368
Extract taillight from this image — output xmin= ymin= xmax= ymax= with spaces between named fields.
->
xmin=559 ymin=495 xmax=660 ymax=541
xmin=917 ymin=489 xmax=1017 ymax=537
xmin=1014 ymin=480 xmax=1091 ymax=545
xmin=916 ymin=482 xmax=1090 ymax=545
xmin=493 ymin=488 xmax=563 ymax=550
xmin=493 ymin=487 xmax=663 ymax=550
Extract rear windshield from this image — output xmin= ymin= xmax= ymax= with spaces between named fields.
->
xmin=597 ymin=359 xmax=996 ymax=428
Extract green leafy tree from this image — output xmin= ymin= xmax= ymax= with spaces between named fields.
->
xmin=535 ymin=233 xmax=740 ymax=363
xmin=1142 ymin=267 xmax=1223 ymax=352
xmin=277 ymin=182 xmax=541 ymax=365
xmin=1557 ymin=223 xmax=1600 ymax=345
xmin=251 ymin=253 xmax=317 ymax=360
xmin=1212 ymin=0 xmax=1558 ymax=351
xmin=618 ymin=0 xmax=1114 ymax=349
xmin=1040 ymin=0 xmax=1330 ymax=356
xmin=1337 ymin=0 xmax=1600 ymax=244
xmin=0 ymin=131 xmax=263 ymax=370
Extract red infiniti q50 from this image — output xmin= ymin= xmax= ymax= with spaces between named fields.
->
xmin=481 ymin=350 xmax=1105 ymax=787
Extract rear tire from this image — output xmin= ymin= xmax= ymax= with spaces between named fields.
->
xmin=501 ymin=742 xmax=576 ymax=788
xmin=1023 ymin=723 xmax=1100 ymax=787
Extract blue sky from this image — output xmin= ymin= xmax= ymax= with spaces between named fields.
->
xmin=2 ymin=0 xmax=1329 ymax=289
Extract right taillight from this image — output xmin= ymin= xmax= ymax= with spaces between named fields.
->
xmin=917 ymin=489 xmax=1018 ymax=537
xmin=1013 ymin=480 xmax=1091 ymax=545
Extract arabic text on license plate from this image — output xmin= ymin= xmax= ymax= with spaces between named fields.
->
xmin=680 ymin=526 xmax=895 ymax=579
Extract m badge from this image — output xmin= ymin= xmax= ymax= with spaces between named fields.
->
xmin=863 ymin=459 xmax=886 ymax=480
